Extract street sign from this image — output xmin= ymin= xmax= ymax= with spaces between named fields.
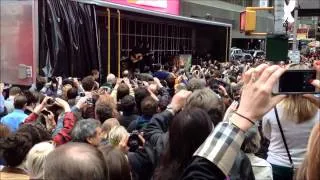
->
xmin=284 ymin=0 xmax=295 ymax=23
xmin=288 ymin=50 xmax=300 ymax=63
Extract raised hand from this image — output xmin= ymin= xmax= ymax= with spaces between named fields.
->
xmin=234 ymin=64 xmax=286 ymax=131
xmin=169 ymin=90 xmax=192 ymax=113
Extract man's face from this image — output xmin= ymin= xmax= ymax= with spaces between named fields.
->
xmin=88 ymin=127 xmax=102 ymax=146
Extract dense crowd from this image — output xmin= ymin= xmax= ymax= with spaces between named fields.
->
xmin=0 ymin=57 xmax=319 ymax=180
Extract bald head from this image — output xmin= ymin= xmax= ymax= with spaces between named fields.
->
xmin=44 ymin=143 xmax=108 ymax=180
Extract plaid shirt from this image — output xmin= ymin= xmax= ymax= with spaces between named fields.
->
xmin=24 ymin=112 xmax=75 ymax=145
xmin=193 ymin=121 xmax=245 ymax=176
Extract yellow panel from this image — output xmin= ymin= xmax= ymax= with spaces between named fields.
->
xmin=245 ymin=10 xmax=256 ymax=32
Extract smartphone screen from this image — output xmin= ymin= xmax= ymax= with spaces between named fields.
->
xmin=274 ymin=70 xmax=317 ymax=94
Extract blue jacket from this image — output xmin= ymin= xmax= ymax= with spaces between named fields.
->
xmin=0 ymin=109 xmax=28 ymax=132
xmin=153 ymin=71 xmax=169 ymax=80
xmin=127 ymin=115 xmax=152 ymax=133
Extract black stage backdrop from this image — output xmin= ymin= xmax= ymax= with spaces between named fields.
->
xmin=39 ymin=0 xmax=100 ymax=78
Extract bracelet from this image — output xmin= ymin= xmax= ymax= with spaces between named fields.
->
xmin=233 ymin=111 xmax=255 ymax=125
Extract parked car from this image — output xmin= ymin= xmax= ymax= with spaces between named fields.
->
xmin=240 ymin=53 xmax=254 ymax=63
xmin=253 ymin=50 xmax=265 ymax=58
xmin=230 ymin=48 xmax=243 ymax=60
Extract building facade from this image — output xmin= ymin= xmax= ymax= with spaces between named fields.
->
xmin=180 ymin=0 xmax=275 ymax=49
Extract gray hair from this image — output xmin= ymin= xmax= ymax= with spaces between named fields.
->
xmin=185 ymin=88 xmax=225 ymax=126
xmin=187 ymin=78 xmax=206 ymax=92
xmin=242 ymin=126 xmax=261 ymax=153
xmin=106 ymin=73 xmax=116 ymax=84
xmin=71 ymin=119 xmax=101 ymax=143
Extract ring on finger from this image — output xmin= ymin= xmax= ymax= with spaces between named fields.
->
xmin=251 ymin=69 xmax=258 ymax=82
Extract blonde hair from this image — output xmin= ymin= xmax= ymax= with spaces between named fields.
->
xmin=108 ymin=126 xmax=128 ymax=146
xmin=281 ymin=64 xmax=318 ymax=123
xmin=101 ymin=118 xmax=120 ymax=140
xmin=26 ymin=141 xmax=55 ymax=179
xmin=281 ymin=95 xmax=318 ymax=123
xmin=297 ymin=123 xmax=320 ymax=180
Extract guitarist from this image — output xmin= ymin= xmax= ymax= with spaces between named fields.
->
xmin=121 ymin=41 xmax=153 ymax=75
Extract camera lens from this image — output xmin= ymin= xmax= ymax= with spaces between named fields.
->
xmin=127 ymin=133 xmax=141 ymax=152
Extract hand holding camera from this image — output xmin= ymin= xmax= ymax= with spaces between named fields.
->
xmin=41 ymin=109 xmax=56 ymax=132
xmin=33 ymin=96 xmax=55 ymax=115
xmin=117 ymin=131 xmax=145 ymax=153
xmin=55 ymin=98 xmax=71 ymax=112
xmin=127 ymin=131 xmax=145 ymax=152
xmin=76 ymin=94 xmax=93 ymax=109
xmin=235 ymin=64 xmax=286 ymax=131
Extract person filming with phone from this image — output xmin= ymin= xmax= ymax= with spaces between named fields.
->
xmin=262 ymin=63 xmax=320 ymax=180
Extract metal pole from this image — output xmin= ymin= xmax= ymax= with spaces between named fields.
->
xmin=292 ymin=0 xmax=298 ymax=51
xmin=274 ymin=0 xmax=285 ymax=33
xmin=225 ymin=27 xmax=228 ymax=62
xmin=117 ymin=10 xmax=121 ymax=77
xmin=107 ymin=8 xmax=110 ymax=74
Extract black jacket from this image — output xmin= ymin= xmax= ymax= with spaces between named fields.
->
xmin=128 ymin=110 xmax=173 ymax=180
xmin=131 ymin=110 xmax=255 ymax=180
xmin=129 ymin=143 xmax=156 ymax=180
xmin=181 ymin=154 xmax=255 ymax=180
xmin=143 ymin=110 xmax=173 ymax=147
xmin=181 ymin=157 xmax=226 ymax=179
xmin=119 ymin=114 xmax=139 ymax=129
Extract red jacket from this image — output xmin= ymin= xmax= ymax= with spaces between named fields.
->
xmin=24 ymin=112 xmax=75 ymax=145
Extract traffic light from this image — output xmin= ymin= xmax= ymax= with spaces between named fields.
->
xmin=240 ymin=10 xmax=256 ymax=33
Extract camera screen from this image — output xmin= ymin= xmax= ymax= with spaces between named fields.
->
xmin=279 ymin=70 xmax=316 ymax=93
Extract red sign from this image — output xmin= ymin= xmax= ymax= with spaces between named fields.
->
xmin=106 ymin=0 xmax=179 ymax=15
xmin=297 ymin=28 xmax=308 ymax=34
xmin=240 ymin=11 xmax=246 ymax=33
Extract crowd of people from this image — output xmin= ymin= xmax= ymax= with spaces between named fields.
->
xmin=0 ymin=56 xmax=319 ymax=180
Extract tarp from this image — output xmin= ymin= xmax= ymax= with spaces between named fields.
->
xmin=39 ymin=0 xmax=100 ymax=78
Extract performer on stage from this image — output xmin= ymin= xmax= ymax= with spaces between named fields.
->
xmin=121 ymin=41 xmax=153 ymax=77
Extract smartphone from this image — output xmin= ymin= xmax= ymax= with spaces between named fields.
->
xmin=41 ymin=110 xmax=50 ymax=116
xmin=47 ymin=98 xmax=55 ymax=105
xmin=273 ymin=70 xmax=317 ymax=94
